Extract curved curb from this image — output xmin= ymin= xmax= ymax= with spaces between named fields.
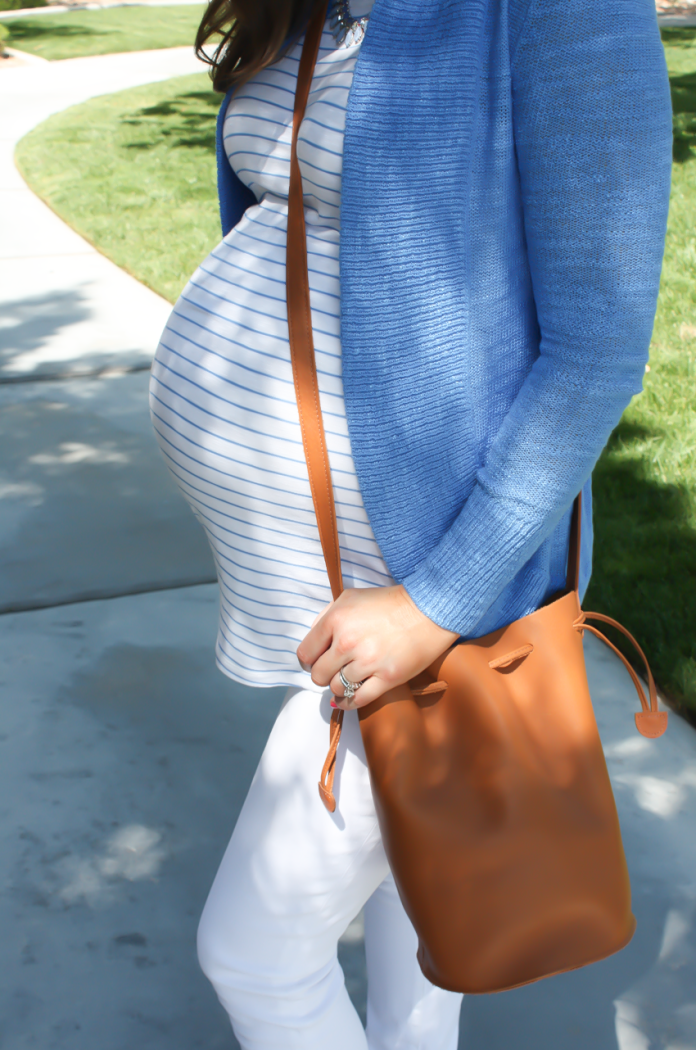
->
xmin=2 ymin=45 xmax=50 ymax=62
xmin=0 ymin=46 xmax=203 ymax=381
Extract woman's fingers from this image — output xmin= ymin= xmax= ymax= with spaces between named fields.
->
xmin=308 ymin=641 xmax=369 ymax=689
xmin=299 ymin=596 xmax=364 ymax=685
xmin=296 ymin=603 xmax=335 ymax=670
xmin=296 ymin=585 xmax=459 ymax=705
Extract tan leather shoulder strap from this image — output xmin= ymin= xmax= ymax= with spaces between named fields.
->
xmin=286 ymin=0 xmax=343 ymax=601
xmin=566 ymin=493 xmax=582 ymax=594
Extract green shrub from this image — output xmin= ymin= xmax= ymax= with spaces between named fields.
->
xmin=1 ymin=4 xmax=204 ymax=59
xmin=0 ymin=0 xmax=47 ymax=11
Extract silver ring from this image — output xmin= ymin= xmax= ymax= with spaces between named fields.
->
xmin=339 ymin=666 xmax=365 ymax=700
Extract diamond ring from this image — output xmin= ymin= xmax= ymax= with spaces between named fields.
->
xmin=339 ymin=667 xmax=365 ymax=700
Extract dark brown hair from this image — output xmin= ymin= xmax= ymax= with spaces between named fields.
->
xmin=195 ymin=0 xmax=319 ymax=94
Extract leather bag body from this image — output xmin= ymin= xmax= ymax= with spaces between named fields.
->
xmin=286 ymin=1 xmax=667 ymax=995
xmin=358 ymin=587 xmax=633 ymax=993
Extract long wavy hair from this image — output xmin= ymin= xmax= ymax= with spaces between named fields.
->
xmin=196 ymin=0 xmax=319 ymax=93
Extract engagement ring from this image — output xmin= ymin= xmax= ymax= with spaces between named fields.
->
xmin=339 ymin=667 xmax=365 ymax=700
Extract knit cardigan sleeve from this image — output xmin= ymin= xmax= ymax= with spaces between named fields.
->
xmin=402 ymin=0 xmax=672 ymax=635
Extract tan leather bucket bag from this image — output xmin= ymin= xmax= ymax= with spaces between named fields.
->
xmin=286 ymin=0 xmax=668 ymax=995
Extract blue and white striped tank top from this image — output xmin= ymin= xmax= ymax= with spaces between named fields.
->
xmin=149 ymin=2 xmax=390 ymax=689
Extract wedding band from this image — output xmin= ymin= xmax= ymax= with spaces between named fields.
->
xmin=339 ymin=666 xmax=365 ymax=699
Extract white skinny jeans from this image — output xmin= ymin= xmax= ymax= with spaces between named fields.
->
xmin=197 ymin=686 xmax=463 ymax=1049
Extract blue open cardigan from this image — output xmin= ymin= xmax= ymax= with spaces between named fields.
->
xmin=215 ymin=0 xmax=672 ymax=638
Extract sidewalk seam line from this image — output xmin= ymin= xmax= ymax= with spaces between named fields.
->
xmin=0 ymin=576 xmax=219 ymax=617
xmin=0 ymin=363 xmax=152 ymax=385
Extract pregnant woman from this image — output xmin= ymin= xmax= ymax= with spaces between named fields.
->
xmin=148 ymin=0 xmax=672 ymax=1044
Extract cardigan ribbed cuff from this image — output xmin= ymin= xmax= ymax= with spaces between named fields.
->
xmin=401 ymin=484 xmax=561 ymax=639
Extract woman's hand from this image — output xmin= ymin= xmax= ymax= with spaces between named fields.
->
xmin=296 ymin=585 xmax=458 ymax=710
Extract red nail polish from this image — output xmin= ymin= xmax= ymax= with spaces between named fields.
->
xmin=330 ymin=700 xmax=338 ymax=708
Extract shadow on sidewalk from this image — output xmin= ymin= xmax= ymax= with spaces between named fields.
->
xmin=0 ymin=368 xmax=215 ymax=612
xmin=0 ymin=288 xmax=90 ymax=379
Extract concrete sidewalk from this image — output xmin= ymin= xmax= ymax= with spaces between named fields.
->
xmin=0 ymin=47 xmax=203 ymax=382
xmin=0 ymin=48 xmax=216 ymax=611
xmin=1 ymin=44 xmax=696 ymax=1050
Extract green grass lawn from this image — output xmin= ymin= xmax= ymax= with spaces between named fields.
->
xmin=2 ymin=4 xmax=205 ymax=60
xmin=16 ymin=74 xmax=219 ymax=302
xmin=583 ymin=28 xmax=696 ymax=717
xmin=15 ymin=31 xmax=696 ymax=718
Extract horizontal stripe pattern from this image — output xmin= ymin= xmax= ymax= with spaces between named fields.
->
xmin=150 ymin=13 xmax=390 ymax=689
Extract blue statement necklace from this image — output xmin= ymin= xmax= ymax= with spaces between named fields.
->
xmin=328 ymin=0 xmax=369 ymax=46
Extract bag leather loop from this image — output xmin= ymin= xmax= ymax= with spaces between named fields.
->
xmin=574 ymin=611 xmax=668 ymax=737
xmin=318 ymin=707 xmax=344 ymax=812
